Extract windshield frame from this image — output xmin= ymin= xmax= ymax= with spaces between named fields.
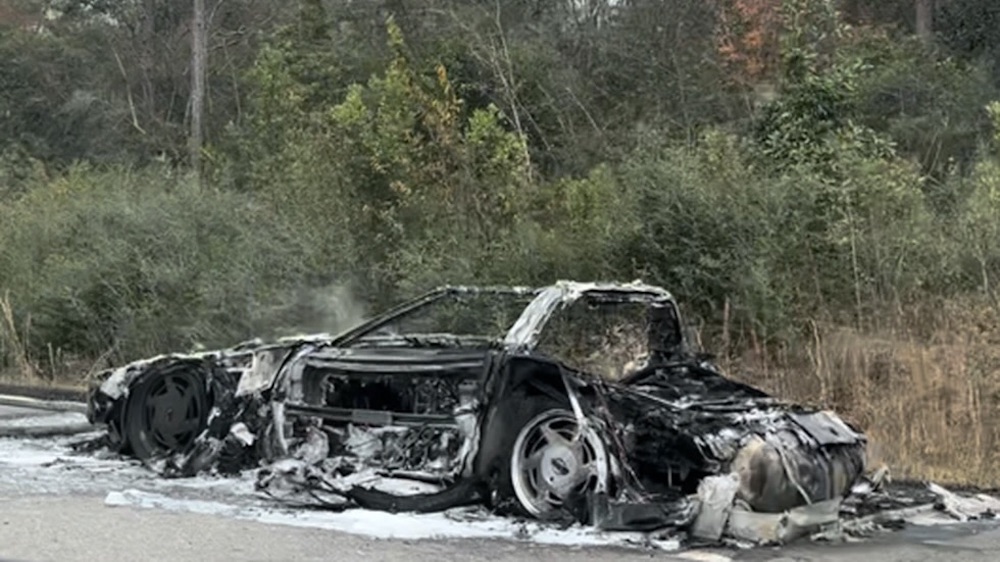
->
xmin=330 ymin=285 xmax=540 ymax=348
xmin=502 ymin=281 xmax=682 ymax=353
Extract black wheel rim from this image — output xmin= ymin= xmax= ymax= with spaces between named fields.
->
xmin=140 ymin=371 xmax=207 ymax=453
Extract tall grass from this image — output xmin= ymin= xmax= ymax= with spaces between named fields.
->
xmin=719 ymin=297 xmax=1000 ymax=487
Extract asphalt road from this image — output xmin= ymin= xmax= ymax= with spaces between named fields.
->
xmin=3 ymin=404 xmax=1000 ymax=562
xmin=2 ymin=494 xmax=1000 ymax=562
xmin=0 ymin=495 xmax=712 ymax=562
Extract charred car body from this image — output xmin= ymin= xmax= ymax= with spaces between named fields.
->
xmin=86 ymin=281 xmax=868 ymax=540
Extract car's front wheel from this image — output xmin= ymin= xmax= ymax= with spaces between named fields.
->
xmin=492 ymin=393 xmax=609 ymax=519
xmin=509 ymin=407 xmax=609 ymax=518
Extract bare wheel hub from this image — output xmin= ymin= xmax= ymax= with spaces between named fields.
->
xmin=141 ymin=372 xmax=206 ymax=452
xmin=539 ymin=443 xmax=583 ymax=495
xmin=510 ymin=409 xmax=608 ymax=517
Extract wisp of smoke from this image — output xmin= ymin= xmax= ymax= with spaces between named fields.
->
xmin=264 ymin=284 xmax=369 ymax=340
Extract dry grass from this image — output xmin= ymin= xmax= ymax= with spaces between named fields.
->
xmin=719 ymin=296 xmax=1000 ymax=488
xmin=0 ymin=292 xmax=107 ymax=389
xmin=0 ymin=291 xmax=39 ymax=381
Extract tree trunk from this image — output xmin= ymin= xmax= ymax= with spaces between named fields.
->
xmin=190 ymin=0 xmax=207 ymax=180
xmin=915 ymin=0 xmax=934 ymax=42
xmin=139 ymin=0 xmax=157 ymax=119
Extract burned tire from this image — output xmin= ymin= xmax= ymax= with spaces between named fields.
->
xmin=490 ymin=392 xmax=609 ymax=519
xmin=121 ymin=361 xmax=211 ymax=460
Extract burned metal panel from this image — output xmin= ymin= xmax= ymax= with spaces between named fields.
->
xmin=597 ymin=363 xmax=867 ymax=512
xmin=235 ymin=346 xmax=296 ymax=397
xmin=302 ymin=348 xmax=489 ymax=376
xmin=789 ymin=410 xmax=865 ymax=446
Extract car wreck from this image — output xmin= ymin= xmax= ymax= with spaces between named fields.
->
xmin=85 ymin=281 xmax=869 ymax=544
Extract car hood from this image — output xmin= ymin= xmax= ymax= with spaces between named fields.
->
xmin=298 ymin=345 xmax=493 ymax=375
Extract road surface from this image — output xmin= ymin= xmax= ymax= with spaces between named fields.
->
xmin=2 ymin=403 xmax=1000 ymax=562
xmin=0 ymin=404 xmax=46 ymax=418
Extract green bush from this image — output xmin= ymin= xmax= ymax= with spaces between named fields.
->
xmin=585 ymin=124 xmax=940 ymax=342
xmin=235 ymin=19 xmax=534 ymax=306
xmin=0 ymin=165 xmax=313 ymax=369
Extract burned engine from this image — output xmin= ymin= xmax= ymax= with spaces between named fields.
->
xmin=294 ymin=372 xmax=473 ymax=477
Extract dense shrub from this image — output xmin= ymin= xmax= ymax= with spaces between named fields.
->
xmin=0 ymin=166 xmax=313 ymax=367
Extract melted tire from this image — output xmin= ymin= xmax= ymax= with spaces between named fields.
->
xmin=121 ymin=360 xmax=212 ymax=460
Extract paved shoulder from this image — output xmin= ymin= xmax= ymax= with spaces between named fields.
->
xmin=0 ymin=405 xmax=42 ymax=419
xmin=3 ymin=494 xmax=999 ymax=561
xmin=0 ymin=495 xmax=708 ymax=562
xmin=733 ymin=522 xmax=1000 ymax=562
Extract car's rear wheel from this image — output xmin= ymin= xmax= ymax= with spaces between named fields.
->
xmin=122 ymin=363 xmax=210 ymax=460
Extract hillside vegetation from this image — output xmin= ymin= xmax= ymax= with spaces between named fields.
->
xmin=3 ymin=0 xmax=1000 ymax=484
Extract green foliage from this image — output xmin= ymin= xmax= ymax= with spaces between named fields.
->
xmin=9 ymin=0 xmax=1000 ymax=381
xmin=0 ymin=166 xmax=312 ymax=367
xmin=937 ymin=0 xmax=1000 ymax=85
xmin=842 ymin=28 xmax=997 ymax=191
xmin=751 ymin=0 xmax=896 ymax=174
xmin=750 ymin=68 xmax=896 ymax=173
xmin=949 ymin=103 xmax=1000 ymax=301
xmin=0 ymin=23 xmax=124 ymax=172
xmin=236 ymin=18 xmax=532 ymax=306
xmin=601 ymin=127 xmax=934 ymax=337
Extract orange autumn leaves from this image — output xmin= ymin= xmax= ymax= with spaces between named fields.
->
xmin=714 ymin=0 xmax=783 ymax=86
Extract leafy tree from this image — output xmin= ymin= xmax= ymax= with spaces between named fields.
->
xmin=0 ymin=8 xmax=125 ymax=172
xmin=714 ymin=0 xmax=783 ymax=87
xmin=937 ymin=0 xmax=1000 ymax=85
xmin=239 ymin=17 xmax=531 ymax=304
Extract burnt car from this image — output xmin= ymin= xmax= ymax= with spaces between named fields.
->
xmin=86 ymin=281 xmax=867 ymax=539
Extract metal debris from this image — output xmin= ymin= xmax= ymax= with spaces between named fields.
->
xmin=928 ymin=483 xmax=1000 ymax=521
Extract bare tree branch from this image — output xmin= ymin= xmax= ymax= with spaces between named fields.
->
xmin=112 ymin=45 xmax=148 ymax=135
